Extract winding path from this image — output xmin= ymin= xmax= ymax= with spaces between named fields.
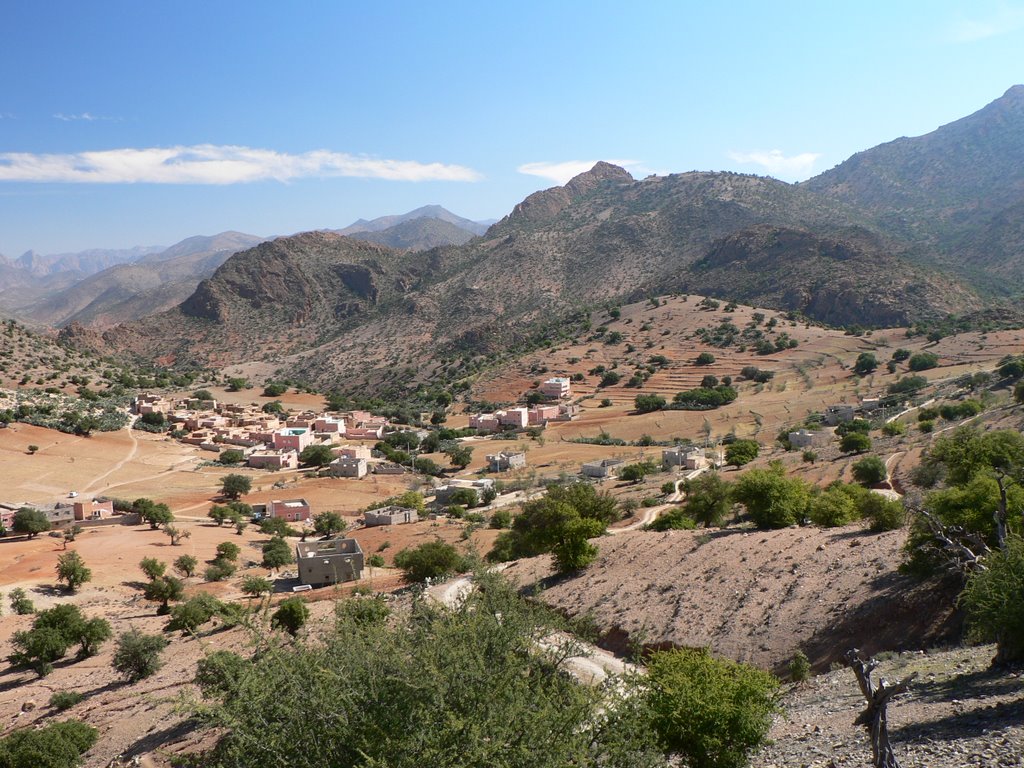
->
xmin=79 ymin=419 xmax=140 ymax=495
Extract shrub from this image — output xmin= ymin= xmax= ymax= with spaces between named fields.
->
xmin=801 ymin=450 xmax=818 ymax=464
xmin=217 ymin=449 xmax=244 ymax=465
xmin=808 ymin=486 xmax=859 ymax=528
xmin=174 ymin=554 xmax=198 ymax=577
xmin=634 ymin=393 xmax=667 ymax=413
xmin=272 ymin=597 xmax=309 ymax=637
xmin=49 ymin=690 xmax=85 ymax=711
xmin=263 ymin=382 xmax=287 ymax=397
xmin=139 ymin=557 xmax=167 ymax=580
xmin=195 ymin=650 xmax=250 ymax=701
xmin=733 ymin=464 xmax=811 ymax=529
xmin=789 ymin=650 xmax=811 ymax=682
xmin=204 ymin=561 xmax=237 ymax=582
xmin=695 ymin=352 xmax=716 ymax=365
xmin=598 ymin=371 xmax=621 ymax=387
xmin=959 ymin=536 xmax=1024 ymax=664
xmin=851 ymin=455 xmax=887 ymax=485
xmin=648 ymin=508 xmax=697 ymax=531
xmin=262 ymin=536 xmax=295 ymax=569
xmin=216 ymin=541 xmax=241 ymax=562
xmin=393 ymin=540 xmax=467 ymax=582
xmin=489 ymin=509 xmax=513 ymax=529
xmin=839 ymin=432 xmax=872 ymax=454
xmin=644 ymin=647 xmax=780 ymax=768
xmin=112 ymin=629 xmax=168 ymax=682
xmin=853 ymin=352 xmax=877 ymax=375
xmin=0 ymin=720 xmax=97 ymax=767
xmin=724 ymin=439 xmax=759 ymax=467
xmin=862 ymin=494 xmax=906 ymax=532
xmin=882 ymin=421 xmax=907 ymax=437
xmin=918 ymin=419 xmax=935 ymax=433
xmin=908 ymin=352 xmax=939 ymax=371
xmin=167 ymin=594 xmax=228 ymax=633
xmin=888 ymin=375 xmax=928 ymax=395
xmin=9 ymin=587 xmax=34 ymax=614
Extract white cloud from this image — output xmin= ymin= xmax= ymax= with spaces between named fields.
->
xmin=945 ymin=4 xmax=1024 ymax=41
xmin=726 ymin=149 xmax=821 ymax=181
xmin=0 ymin=144 xmax=482 ymax=184
xmin=517 ymin=159 xmax=642 ymax=184
xmin=53 ymin=112 xmax=121 ymax=122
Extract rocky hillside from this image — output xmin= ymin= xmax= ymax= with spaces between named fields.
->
xmin=806 ymin=84 xmax=1024 ymax=287
xmin=501 ymin=524 xmax=959 ymax=675
xmin=95 ymin=161 xmax=984 ymax=388
xmin=13 ymin=232 xmax=263 ymax=328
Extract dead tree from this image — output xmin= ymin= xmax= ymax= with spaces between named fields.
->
xmin=910 ymin=506 xmax=989 ymax=574
xmin=844 ymin=649 xmax=917 ymax=768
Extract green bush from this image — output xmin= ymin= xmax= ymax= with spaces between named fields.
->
xmin=882 ymin=421 xmax=907 ymax=437
xmin=839 ymin=432 xmax=872 ymax=454
xmin=112 ymin=629 xmax=168 ymax=681
xmin=733 ymin=464 xmax=810 ymax=529
xmin=49 ymin=690 xmax=85 ymax=711
xmin=908 ymin=352 xmax=939 ymax=371
xmin=393 ymin=540 xmax=467 ymax=582
xmin=0 ymin=720 xmax=97 ymax=768
xmin=647 ymin=508 xmax=697 ymax=531
xmin=789 ymin=650 xmax=811 ymax=682
xmin=272 ymin=597 xmax=310 ymax=637
xmin=724 ymin=439 xmax=759 ymax=467
xmin=959 ymin=536 xmax=1024 ymax=664
xmin=644 ymin=647 xmax=780 ymax=768
xmin=851 ymin=455 xmax=887 ymax=485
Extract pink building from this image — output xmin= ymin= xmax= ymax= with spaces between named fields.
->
xmin=73 ymin=499 xmax=115 ymax=521
xmin=314 ymin=417 xmax=346 ymax=434
xmin=267 ymin=498 xmax=311 ymax=522
xmin=248 ymin=451 xmax=299 ymax=470
xmin=346 ymin=425 xmax=384 ymax=440
xmin=497 ymin=408 xmax=529 ymax=429
xmin=470 ymin=414 xmax=500 ymax=433
xmin=528 ymin=405 xmax=560 ymax=425
xmin=272 ymin=427 xmax=315 ymax=452
xmin=539 ymin=376 xmax=571 ymax=399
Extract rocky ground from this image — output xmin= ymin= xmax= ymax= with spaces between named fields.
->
xmin=752 ymin=645 xmax=1023 ymax=768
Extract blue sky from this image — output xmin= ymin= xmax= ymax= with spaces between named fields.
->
xmin=1 ymin=1 xmax=1022 ymax=255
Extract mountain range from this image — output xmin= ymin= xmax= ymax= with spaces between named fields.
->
xmin=49 ymin=86 xmax=1024 ymax=396
xmin=0 ymin=206 xmax=490 ymax=328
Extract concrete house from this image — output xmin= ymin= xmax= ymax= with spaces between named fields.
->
xmin=581 ymin=458 xmax=624 ymax=478
xmin=487 ymin=450 xmax=527 ymax=472
xmin=539 ymin=376 xmax=572 ymax=399
xmin=247 ymin=450 xmax=299 ymax=470
xmin=434 ymin=478 xmax=495 ymax=504
xmin=73 ymin=499 xmax=115 ymax=521
xmin=330 ymin=456 xmax=368 ymax=479
xmin=364 ymin=505 xmax=419 ymax=527
xmin=662 ymin=447 xmax=708 ymax=470
xmin=267 ymin=498 xmax=312 ymax=522
xmin=823 ymin=404 xmax=856 ymax=426
xmin=788 ymin=429 xmax=827 ymax=449
xmin=528 ymin=405 xmax=560 ymax=425
xmin=296 ymin=537 xmax=364 ymax=587
xmin=336 ymin=444 xmax=372 ymax=460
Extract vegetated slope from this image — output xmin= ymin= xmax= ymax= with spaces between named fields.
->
xmin=805 ymin=84 xmax=1024 ymax=285
xmin=501 ymin=525 xmax=959 ymax=674
xmin=346 ymin=216 xmax=480 ymax=250
xmin=12 ymin=232 xmax=263 ymax=328
xmin=336 ymin=204 xmax=490 ymax=237
xmin=94 ymin=161 xmax=985 ymax=390
xmin=99 ymin=231 xmax=430 ymax=367
xmin=679 ymin=224 xmax=976 ymax=326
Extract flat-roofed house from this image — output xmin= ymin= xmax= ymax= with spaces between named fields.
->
xmin=272 ymin=427 xmax=315 ymax=452
xmin=73 ymin=499 xmax=115 ymax=521
xmin=330 ymin=457 xmax=368 ymax=479
xmin=267 ymin=498 xmax=312 ymax=522
xmin=581 ymin=458 xmax=624 ymax=478
xmin=539 ymin=376 xmax=571 ymax=399
xmin=364 ymin=505 xmax=419 ymax=527
xmin=487 ymin=450 xmax=527 ymax=472
xmin=296 ymin=538 xmax=364 ymax=587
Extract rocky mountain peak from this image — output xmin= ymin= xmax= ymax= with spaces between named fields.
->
xmin=565 ymin=162 xmax=634 ymax=197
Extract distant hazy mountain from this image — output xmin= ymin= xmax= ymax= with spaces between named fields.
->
xmin=337 ymin=205 xmax=492 ymax=237
xmin=13 ymin=231 xmax=263 ymax=328
xmin=4 ymin=244 xmax=164 ymax=278
xmin=346 ymin=217 xmax=480 ymax=251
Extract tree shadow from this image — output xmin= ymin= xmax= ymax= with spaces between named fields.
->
xmin=892 ymin=697 xmax=1024 ymax=744
xmin=121 ymin=718 xmax=200 ymax=759
xmin=911 ymin=663 xmax=1024 ymax=703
